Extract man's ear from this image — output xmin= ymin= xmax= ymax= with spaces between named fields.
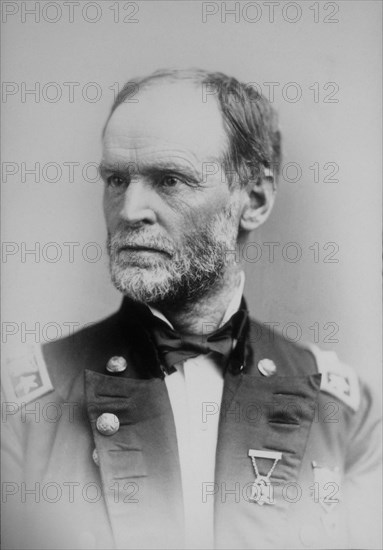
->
xmin=239 ymin=172 xmax=276 ymax=233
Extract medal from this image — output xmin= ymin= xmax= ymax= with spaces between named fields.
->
xmin=248 ymin=449 xmax=282 ymax=505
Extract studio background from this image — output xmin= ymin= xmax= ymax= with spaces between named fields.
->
xmin=1 ymin=0 xmax=381 ymax=386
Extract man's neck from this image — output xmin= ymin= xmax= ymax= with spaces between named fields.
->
xmin=152 ymin=267 xmax=244 ymax=335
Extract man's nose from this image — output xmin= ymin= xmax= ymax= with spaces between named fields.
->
xmin=119 ymin=178 xmax=157 ymax=226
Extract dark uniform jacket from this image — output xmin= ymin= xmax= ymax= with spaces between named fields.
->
xmin=2 ymin=299 xmax=381 ymax=549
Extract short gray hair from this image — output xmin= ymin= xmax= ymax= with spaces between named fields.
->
xmin=104 ymin=68 xmax=282 ymax=187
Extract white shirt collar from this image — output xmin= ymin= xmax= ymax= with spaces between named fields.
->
xmin=148 ymin=271 xmax=246 ymax=330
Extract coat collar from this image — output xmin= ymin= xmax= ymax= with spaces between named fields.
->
xmin=115 ymin=294 xmax=251 ymax=379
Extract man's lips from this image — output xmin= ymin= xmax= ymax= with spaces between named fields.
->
xmin=118 ymin=244 xmax=173 ymax=256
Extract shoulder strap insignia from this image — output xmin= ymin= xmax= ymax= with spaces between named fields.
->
xmin=306 ymin=343 xmax=360 ymax=412
xmin=1 ymin=344 xmax=54 ymax=406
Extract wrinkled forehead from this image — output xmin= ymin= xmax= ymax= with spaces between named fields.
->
xmin=102 ymin=81 xmax=229 ymax=167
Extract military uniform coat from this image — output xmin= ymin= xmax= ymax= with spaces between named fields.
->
xmin=2 ymin=299 xmax=381 ymax=549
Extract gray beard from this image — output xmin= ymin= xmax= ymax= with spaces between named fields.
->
xmin=106 ymin=206 xmax=239 ymax=308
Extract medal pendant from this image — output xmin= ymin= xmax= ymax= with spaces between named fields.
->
xmin=250 ymin=475 xmax=274 ymax=505
xmin=248 ymin=450 xmax=282 ymax=506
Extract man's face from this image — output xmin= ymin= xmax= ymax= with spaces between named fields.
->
xmin=101 ymin=81 xmax=242 ymax=307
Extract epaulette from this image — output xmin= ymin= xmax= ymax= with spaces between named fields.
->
xmin=1 ymin=344 xmax=54 ymax=406
xmin=306 ymin=343 xmax=360 ymax=412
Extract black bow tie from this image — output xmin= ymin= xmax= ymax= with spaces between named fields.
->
xmin=148 ymin=309 xmax=249 ymax=374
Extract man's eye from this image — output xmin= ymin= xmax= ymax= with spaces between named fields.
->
xmin=106 ymin=175 xmax=127 ymax=188
xmin=159 ymin=175 xmax=182 ymax=187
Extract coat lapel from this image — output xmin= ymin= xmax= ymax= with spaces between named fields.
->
xmin=85 ymin=370 xmax=184 ymax=549
xmin=214 ymin=366 xmax=321 ymax=549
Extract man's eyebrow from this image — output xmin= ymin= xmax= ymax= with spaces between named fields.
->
xmin=146 ymin=160 xmax=202 ymax=181
xmin=99 ymin=160 xmax=203 ymax=181
xmin=98 ymin=162 xmax=127 ymax=174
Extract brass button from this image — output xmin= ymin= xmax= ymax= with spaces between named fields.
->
xmin=258 ymin=358 xmax=277 ymax=377
xmin=106 ymin=356 xmax=127 ymax=373
xmin=92 ymin=448 xmax=99 ymax=466
xmin=96 ymin=413 xmax=120 ymax=435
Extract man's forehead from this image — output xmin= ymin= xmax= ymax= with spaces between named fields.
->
xmin=103 ymin=81 xmax=228 ymax=164
xmin=100 ymin=143 xmax=207 ymax=181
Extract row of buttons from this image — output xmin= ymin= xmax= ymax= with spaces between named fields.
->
xmin=92 ymin=357 xmax=127 ymax=465
xmin=106 ymin=354 xmax=277 ymax=377
xmin=95 ymin=357 xmax=276 ymax=438
xmin=94 ymin=356 xmax=127 ymax=436
xmin=92 ymin=355 xmax=277 ymax=465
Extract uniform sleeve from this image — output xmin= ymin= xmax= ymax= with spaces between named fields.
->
xmin=307 ymin=344 xmax=382 ymax=549
xmin=1 ymin=344 xmax=54 ymax=549
xmin=343 ymin=379 xmax=382 ymax=549
xmin=1 ymin=389 xmax=25 ymax=549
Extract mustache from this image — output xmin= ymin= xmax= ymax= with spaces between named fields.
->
xmin=108 ymin=229 xmax=176 ymax=257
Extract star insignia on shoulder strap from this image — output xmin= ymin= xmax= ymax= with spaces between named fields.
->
xmin=2 ymin=344 xmax=54 ymax=406
xmin=306 ymin=344 xmax=360 ymax=412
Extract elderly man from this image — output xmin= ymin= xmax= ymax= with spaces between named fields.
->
xmin=2 ymin=69 xmax=381 ymax=550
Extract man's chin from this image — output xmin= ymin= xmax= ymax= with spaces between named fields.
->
xmin=110 ymin=264 xmax=175 ymax=305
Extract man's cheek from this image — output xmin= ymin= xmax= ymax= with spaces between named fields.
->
xmin=103 ymin=196 xmax=122 ymax=230
xmin=178 ymin=207 xmax=212 ymax=234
